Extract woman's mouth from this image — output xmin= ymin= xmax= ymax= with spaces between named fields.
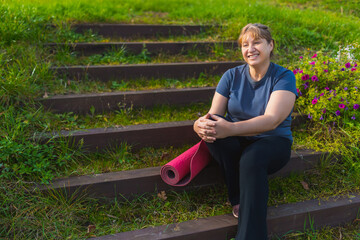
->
xmin=247 ymin=54 xmax=259 ymax=59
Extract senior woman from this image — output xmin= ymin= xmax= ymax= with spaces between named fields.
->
xmin=193 ymin=23 xmax=297 ymax=239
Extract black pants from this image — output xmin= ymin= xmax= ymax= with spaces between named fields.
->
xmin=206 ymin=133 xmax=292 ymax=240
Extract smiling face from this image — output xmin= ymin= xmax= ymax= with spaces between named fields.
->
xmin=241 ymin=34 xmax=273 ymax=68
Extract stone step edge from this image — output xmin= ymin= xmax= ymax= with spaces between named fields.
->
xmin=39 ymin=87 xmax=216 ymax=114
xmin=88 ymin=193 xmax=360 ymax=240
xmin=36 ymin=150 xmax=329 ymax=200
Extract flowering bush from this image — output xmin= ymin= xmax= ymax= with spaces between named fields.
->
xmin=293 ymin=51 xmax=359 ymax=127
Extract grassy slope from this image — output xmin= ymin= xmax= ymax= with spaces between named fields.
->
xmin=1 ymin=0 xmax=360 ymax=239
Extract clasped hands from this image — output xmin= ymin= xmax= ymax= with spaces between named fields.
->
xmin=195 ymin=113 xmax=232 ymax=143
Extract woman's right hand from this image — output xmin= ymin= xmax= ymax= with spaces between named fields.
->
xmin=194 ymin=113 xmax=217 ymax=143
xmin=194 ymin=92 xmax=228 ymax=143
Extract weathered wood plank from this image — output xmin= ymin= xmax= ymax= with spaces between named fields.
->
xmin=50 ymin=116 xmax=305 ymax=152
xmin=52 ymin=61 xmax=244 ymax=82
xmin=72 ymin=24 xmax=215 ymax=38
xmin=37 ymin=150 xmax=327 ymax=200
xmin=40 ymin=87 xmax=215 ymax=114
xmin=88 ymin=194 xmax=360 ymax=239
xmin=52 ymin=121 xmax=198 ymax=151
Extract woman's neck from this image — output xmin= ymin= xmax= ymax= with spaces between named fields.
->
xmin=248 ymin=61 xmax=271 ymax=81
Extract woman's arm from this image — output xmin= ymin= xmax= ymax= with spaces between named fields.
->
xmin=193 ymin=92 xmax=228 ymax=142
xmin=208 ymin=90 xmax=296 ymax=139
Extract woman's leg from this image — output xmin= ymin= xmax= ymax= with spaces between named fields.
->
xmin=205 ymin=136 xmax=251 ymax=206
xmin=235 ymin=136 xmax=292 ymax=240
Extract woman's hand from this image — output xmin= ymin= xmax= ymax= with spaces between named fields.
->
xmin=208 ymin=114 xmax=232 ymax=139
xmin=194 ymin=113 xmax=217 ymax=143
xmin=194 ymin=113 xmax=233 ymax=143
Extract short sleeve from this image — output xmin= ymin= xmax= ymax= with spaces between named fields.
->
xmin=216 ymin=69 xmax=233 ymax=98
xmin=273 ymin=70 xmax=298 ymax=98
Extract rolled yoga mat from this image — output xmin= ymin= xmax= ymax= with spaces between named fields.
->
xmin=160 ymin=140 xmax=211 ymax=186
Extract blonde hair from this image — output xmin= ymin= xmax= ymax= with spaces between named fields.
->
xmin=238 ymin=23 xmax=275 ymax=57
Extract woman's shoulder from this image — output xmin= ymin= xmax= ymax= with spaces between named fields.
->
xmin=224 ymin=64 xmax=247 ymax=77
xmin=271 ymin=63 xmax=295 ymax=79
xmin=232 ymin=63 xmax=247 ymax=72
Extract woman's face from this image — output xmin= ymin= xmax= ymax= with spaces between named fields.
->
xmin=241 ymin=34 xmax=273 ymax=68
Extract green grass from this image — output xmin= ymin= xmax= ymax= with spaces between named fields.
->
xmin=1 ymin=0 xmax=360 ymax=238
xmin=87 ymin=33 xmax=226 ymax=43
xmin=4 ymin=0 xmax=359 ymax=47
xmin=271 ymin=0 xmax=360 ymax=18
xmin=51 ymin=44 xmax=242 ymax=67
xmin=58 ymin=143 xmax=194 ymax=177
xmin=45 ymin=74 xmax=220 ymax=95
xmin=43 ymin=102 xmax=210 ymax=131
xmin=2 ymin=155 xmax=360 ymax=239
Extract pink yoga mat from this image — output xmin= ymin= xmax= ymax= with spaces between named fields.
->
xmin=160 ymin=140 xmax=211 ymax=186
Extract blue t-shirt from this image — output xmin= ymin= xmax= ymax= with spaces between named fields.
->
xmin=216 ymin=62 xmax=298 ymax=142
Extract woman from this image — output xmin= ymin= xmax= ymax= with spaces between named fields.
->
xmin=193 ymin=23 xmax=297 ymax=240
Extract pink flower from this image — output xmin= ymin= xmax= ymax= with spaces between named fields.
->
xmin=322 ymin=108 xmax=326 ymax=114
xmin=312 ymin=99 xmax=318 ymax=104
xmin=339 ymin=104 xmax=346 ymax=109
xmin=296 ymin=88 xmax=299 ymax=93
xmin=324 ymin=69 xmax=328 ymax=72
xmin=293 ymin=69 xmax=298 ymax=74
xmin=309 ymin=61 xmax=315 ymax=65
xmin=325 ymin=87 xmax=330 ymax=90
xmin=311 ymin=75 xmax=318 ymax=82
xmin=323 ymin=61 xmax=326 ymax=64
xmin=354 ymin=63 xmax=358 ymax=67
xmin=351 ymin=67 xmax=357 ymax=71
xmin=299 ymin=56 xmax=303 ymax=59
xmin=299 ymin=70 xmax=303 ymax=73
xmin=301 ymin=74 xmax=310 ymax=81
xmin=354 ymin=104 xmax=359 ymax=110
xmin=320 ymin=93 xmax=324 ymax=97
xmin=345 ymin=62 xmax=351 ymax=68
xmin=311 ymin=53 xmax=317 ymax=58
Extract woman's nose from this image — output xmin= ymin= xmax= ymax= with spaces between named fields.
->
xmin=248 ymin=44 xmax=256 ymax=51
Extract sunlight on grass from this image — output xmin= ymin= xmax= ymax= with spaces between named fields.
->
xmin=1 ymin=0 xmax=360 ymax=238
xmin=42 ymin=102 xmax=211 ymax=131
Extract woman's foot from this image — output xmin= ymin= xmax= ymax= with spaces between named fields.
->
xmin=232 ymin=204 xmax=239 ymax=218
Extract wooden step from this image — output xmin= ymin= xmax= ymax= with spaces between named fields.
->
xmin=52 ymin=61 xmax=244 ymax=82
xmin=37 ymin=150 xmax=327 ymax=200
xmin=40 ymin=87 xmax=215 ymax=114
xmin=88 ymin=193 xmax=360 ymax=239
xmin=51 ymin=121 xmax=198 ymax=151
xmin=48 ymin=115 xmax=305 ymax=152
xmin=72 ymin=24 xmax=215 ymax=38
xmin=46 ymin=41 xmax=238 ymax=56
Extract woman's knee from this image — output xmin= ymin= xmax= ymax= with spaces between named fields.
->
xmin=239 ymin=137 xmax=292 ymax=174
xmin=239 ymin=149 xmax=266 ymax=173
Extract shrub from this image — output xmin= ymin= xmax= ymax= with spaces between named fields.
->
xmin=293 ymin=51 xmax=359 ymax=128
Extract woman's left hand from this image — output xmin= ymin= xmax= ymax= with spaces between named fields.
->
xmin=208 ymin=114 xmax=233 ymax=139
